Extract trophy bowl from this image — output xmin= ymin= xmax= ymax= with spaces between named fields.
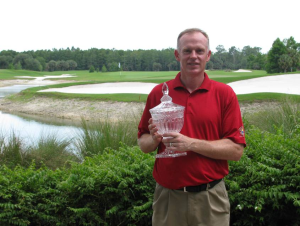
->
xmin=149 ymin=82 xmax=186 ymax=158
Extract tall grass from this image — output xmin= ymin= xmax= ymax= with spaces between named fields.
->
xmin=0 ymin=132 xmax=79 ymax=170
xmin=0 ymin=111 xmax=142 ymax=169
xmin=0 ymin=131 xmax=24 ymax=168
xmin=75 ymin=113 xmax=141 ymax=158
xmin=24 ymin=134 xmax=79 ymax=170
xmin=244 ymin=97 xmax=300 ymax=137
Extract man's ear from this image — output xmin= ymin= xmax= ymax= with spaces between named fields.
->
xmin=206 ymin=50 xmax=211 ymax=62
xmin=174 ymin=49 xmax=180 ymax=61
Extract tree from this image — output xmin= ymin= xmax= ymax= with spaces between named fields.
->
xmin=24 ymin=58 xmax=42 ymax=71
xmin=56 ymin=61 xmax=69 ymax=71
xmin=283 ymin=36 xmax=300 ymax=50
xmin=167 ymin=61 xmax=178 ymax=71
xmin=101 ymin=65 xmax=107 ymax=72
xmin=48 ymin=60 xmax=57 ymax=72
xmin=206 ymin=61 xmax=214 ymax=70
xmin=108 ymin=62 xmax=119 ymax=72
xmin=14 ymin=61 xmax=22 ymax=70
xmin=278 ymin=54 xmax=292 ymax=72
xmin=36 ymin=57 xmax=46 ymax=71
xmin=89 ymin=65 xmax=95 ymax=73
xmin=287 ymin=48 xmax=300 ymax=71
xmin=13 ymin=53 xmax=31 ymax=69
xmin=67 ymin=60 xmax=77 ymax=70
xmin=266 ymin=38 xmax=287 ymax=73
xmin=152 ymin=62 xmax=162 ymax=71
xmin=0 ymin=56 xmax=11 ymax=69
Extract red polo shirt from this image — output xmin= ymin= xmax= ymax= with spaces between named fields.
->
xmin=138 ymin=72 xmax=246 ymax=189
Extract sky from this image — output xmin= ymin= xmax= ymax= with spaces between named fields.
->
xmin=1 ymin=0 xmax=300 ymax=54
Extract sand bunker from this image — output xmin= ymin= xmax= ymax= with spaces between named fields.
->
xmin=15 ymin=74 xmax=76 ymax=85
xmin=36 ymin=73 xmax=300 ymax=96
xmin=233 ymin=69 xmax=252 ymax=72
xmin=228 ymin=74 xmax=300 ymax=95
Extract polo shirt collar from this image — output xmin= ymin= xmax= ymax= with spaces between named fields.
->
xmin=173 ymin=72 xmax=211 ymax=92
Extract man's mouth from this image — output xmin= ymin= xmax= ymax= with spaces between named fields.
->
xmin=188 ymin=63 xmax=199 ymax=66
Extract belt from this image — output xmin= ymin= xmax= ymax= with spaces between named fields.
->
xmin=177 ymin=179 xmax=222 ymax=192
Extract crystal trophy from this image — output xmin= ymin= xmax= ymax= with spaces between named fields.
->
xmin=149 ymin=82 xmax=186 ymax=158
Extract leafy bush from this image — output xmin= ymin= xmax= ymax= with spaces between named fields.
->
xmin=227 ymin=126 xmax=300 ymax=226
xmin=0 ymin=144 xmax=155 ymax=225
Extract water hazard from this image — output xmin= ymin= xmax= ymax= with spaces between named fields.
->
xmin=0 ymin=81 xmax=80 ymax=148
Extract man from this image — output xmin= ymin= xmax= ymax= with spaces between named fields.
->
xmin=138 ymin=28 xmax=246 ymax=226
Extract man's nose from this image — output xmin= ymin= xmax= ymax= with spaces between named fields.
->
xmin=190 ymin=50 xmax=197 ymax=58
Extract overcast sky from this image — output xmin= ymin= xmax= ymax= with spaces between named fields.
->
xmin=1 ymin=0 xmax=300 ymax=54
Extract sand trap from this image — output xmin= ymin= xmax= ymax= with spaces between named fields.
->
xmin=228 ymin=74 xmax=300 ymax=95
xmin=36 ymin=73 xmax=300 ymax=96
xmin=233 ymin=69 xmax=252 ymax=72
xmin=15 ymin=74 xmax=76 ymax=85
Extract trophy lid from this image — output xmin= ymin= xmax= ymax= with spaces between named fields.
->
xmin=149 ymin=82 xmax=185 ymax=114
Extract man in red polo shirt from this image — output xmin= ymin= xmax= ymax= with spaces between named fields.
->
xmin=138 ymin=28 xmax=246 ymax=226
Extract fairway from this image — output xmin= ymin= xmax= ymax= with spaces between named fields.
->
xmin=0 ymin=69 xmax=268 ymax=84
xmin=2 ymin=69 xmax=300 ymax=103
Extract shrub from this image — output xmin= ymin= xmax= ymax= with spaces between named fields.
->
xmin=0 ymin=144 xmax=155 ymax=225
xmin=227 ymin=126 xmax=300 ymax=226
xmin=89 ymin=65 xmax=95 ymax=73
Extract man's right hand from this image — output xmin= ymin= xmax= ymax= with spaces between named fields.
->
xmin=148 ymin=118 xmax=163 ymax=143
xmin=138 ymin=118 xmax=162 ymax=153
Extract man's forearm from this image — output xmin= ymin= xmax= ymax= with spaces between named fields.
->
xmin=188 ymin=138 xmax=244 ymax=161
xmin=138 ymin=134 xmax=160 ymax=153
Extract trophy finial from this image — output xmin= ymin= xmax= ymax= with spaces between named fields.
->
xmin=162 ymin=82 xmax=169 ymax=95
xmin=161 ymin=82 xmax=172 ymax=102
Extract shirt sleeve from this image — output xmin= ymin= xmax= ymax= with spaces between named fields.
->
xmin=221 ymin=87 xmax=246 ymax=146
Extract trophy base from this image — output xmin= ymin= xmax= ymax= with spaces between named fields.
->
xmin=156 ymin=151 xmax=187 ymax=158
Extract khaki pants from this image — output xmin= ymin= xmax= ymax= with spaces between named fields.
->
xmin=152 ymin=180 xmax=230 ymax=226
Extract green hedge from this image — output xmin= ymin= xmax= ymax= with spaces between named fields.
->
xmin=227 ymin=126 xmax=300 ymax=226
xmin=0 ymin=144 xmax=155 ymax=226
xmin=0 ymin=129 xmax=299 ymax=225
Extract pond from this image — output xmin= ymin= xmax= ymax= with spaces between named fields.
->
xmin=0 ymin=84 xmax=80 ymax=148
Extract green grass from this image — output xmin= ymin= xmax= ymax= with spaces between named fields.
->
xmin=0 ymin=69 xmax=268 ymax=84
xmin=2 ymin=68 xmax=300 ymax=103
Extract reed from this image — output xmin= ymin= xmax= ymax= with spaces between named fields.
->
xmin=0 ymin=132 xmax=80 ymax=170
xmin=75 ymin=112 xmax=141 ymax=158
xmin=25 ymin=133 xmax=80 ymax=170
xmin=245 ymin=97 xmax=300 ymax=137
xmin=0 ymin=131 xmax=24 ymax=168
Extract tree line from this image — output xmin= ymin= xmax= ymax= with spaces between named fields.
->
xmin=0 ymin=36 xmax=299 ymax=73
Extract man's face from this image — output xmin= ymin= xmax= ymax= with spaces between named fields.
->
xmin=175 ymin=32 xmax=211 ymax=77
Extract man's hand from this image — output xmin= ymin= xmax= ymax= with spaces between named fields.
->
xmin=162 ymin=132 xmax=244 ymax=161
xmin=162 ymin=132 xmax=191 ymax=152
xmin=138 ymin=118 xmax=163 ymax=153
xmin=148 ymin=118 xmax=163 ymax=144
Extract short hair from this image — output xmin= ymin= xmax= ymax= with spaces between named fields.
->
xmin=177 ymin=28 xmax=210 ymax=52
